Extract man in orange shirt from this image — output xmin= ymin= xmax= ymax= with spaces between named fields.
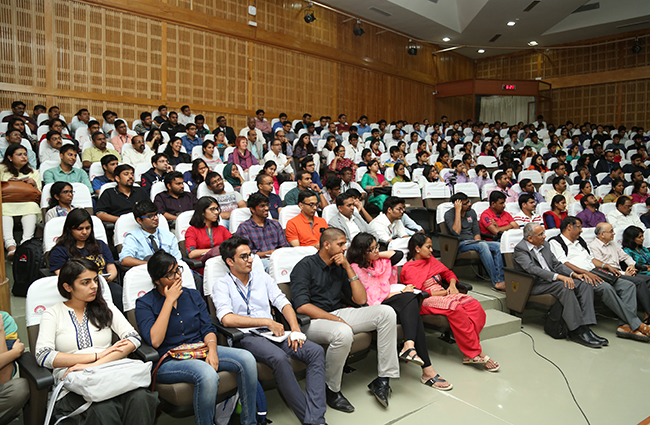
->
xmin=286 ymin=191 xmax=328 ymax=248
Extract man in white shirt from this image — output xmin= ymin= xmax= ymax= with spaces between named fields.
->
xmin=40 ymin=130 xmax=63 ymax=163
xmin=263 ymin=138 xmax=294 ymax=180
xmin=544 ymin=176 xmax=577 ymax=205
xmin=549 ymin=217 xmax=648 ymax=341
xmin=239 ymin=116 xmax=264 ymax=142
xmin=328 ymin=192 xmax=377 ymax=242
xmin=345 ymin=134 xmax=361 ymax=161
xmin=607 ymin=196 xmax=644 ymax=228
xmin=512 ymin=193 xmax=543 ymax=227
xmin=121 ymin=135 xmax=153 ymax=167
xmin=370 ymin=196 xmax=408 ymax=245
xmin=177 ymin=105 xmax=195 ymax=126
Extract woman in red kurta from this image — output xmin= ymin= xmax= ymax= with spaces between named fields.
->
xmin=400 ymin=234 xmax=500 ymax=372
xmin=185 ymin=196 xmax=232 ymax=274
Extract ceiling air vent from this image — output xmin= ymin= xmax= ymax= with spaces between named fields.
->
xmin=523 ymin=1 xmax=541 ymax=12
xmin=368 ymin=7 xmax=392 ymax=17
xmin=489 ymin=34 xmax=502 ymax=42
xmin=617 ymin=21 xmax=650 ymax=29
xmin=573 ymin=3 xmax=600 ymax=13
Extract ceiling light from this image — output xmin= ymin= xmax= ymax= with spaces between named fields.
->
xmin=478 ymin=49 xmax=485 ymax=53
xmin=442 ymin=37 xmax=451 ymax=42
xmin=353 ymin=19 xmax=365 ymax=36
xmin=507 ymin=21 xmax=516 ymax=26
xmin=407 ymin=39 xmax=421 ymax=56
xmin=528 ymin=41 xmax=538 ymax=46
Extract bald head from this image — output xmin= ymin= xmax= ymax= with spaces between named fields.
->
xmin=319 ymin=227 xmax=345 ymax=247
xmin=524 ymin=223 xmax=546 ymax=246
xmin=595 ymin=222 xmax=614 ymax=243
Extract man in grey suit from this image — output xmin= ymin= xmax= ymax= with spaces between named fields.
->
xmin=328 ymin=192 xmax=378 ymax=242
xmin=513 ymin=223 xmax=605 ymax=348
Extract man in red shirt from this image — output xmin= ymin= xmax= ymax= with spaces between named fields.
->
xmin=479 ymin=191 xmax=518 ymax=240
xmin=286 ymin=191 xmax=328 ymax=248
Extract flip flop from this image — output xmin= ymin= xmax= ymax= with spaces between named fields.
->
xmin=463 ymin=355 xmax=488 ymax=365
xmin=616 ymin=325 xmax=650 ymax=342
xmin=482 ymin=355 xmax=500 ymax=372
xmin=421 ymin=374 xmax=453 ymax=391
xmin=398 ymin=348 xmax=425 ymax=366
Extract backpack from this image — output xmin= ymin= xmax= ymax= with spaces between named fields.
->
xmin=544 ymin=300 xmax=568 ymax=339
xmin=11 ymin=238 xmax=45 ymax=297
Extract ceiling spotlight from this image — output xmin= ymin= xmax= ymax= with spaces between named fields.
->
xmin=353 ymin=19 xmax=365 ymax=36
xmin=407 ymin=39 xmax=421 ymax=55
xmin=442 ymin=37 xmax=451 ymax=42
xmin=507 ymin=21 xmax=516 ymax=26
xmin=478 ymin=49 xmax=485 ymax=53
xmin=304 ymin=7 xmax=315 ymax=23
xmin=528 ymin=41 xmax=538 ymax=46
xmin=632 ymin=37 xmax=643 ymax=53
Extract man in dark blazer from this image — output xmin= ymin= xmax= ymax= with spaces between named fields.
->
xmin=513 ymin=223 xmax=605 ymax=348
xmin=216 ymin=115 xmax=237 ymax=145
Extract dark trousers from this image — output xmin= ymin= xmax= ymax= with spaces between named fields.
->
xmin=382 ymin=292 xmax=432 ymax=368
xmin=236 ymin=334 xmax=326 ymax=425
xmin=622 ymin=274 xmax=650 ymax=314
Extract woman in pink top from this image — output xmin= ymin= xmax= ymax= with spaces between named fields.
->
xmin=348 ymin=233 xmax=452 ymax=391
xmin=228 ymin=136 xmax=259 ymax=171
xmin=400 ymin=234 xmax=500 ymax=372
xmin=631 ymin=181 xmax=649 ymax=204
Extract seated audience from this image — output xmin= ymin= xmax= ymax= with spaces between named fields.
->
xmin=594 ymin=150 xmax=615 ymax=174
xmin=417 ymin=165 xmax=442 ymax=189
xmin=390 ymin=162 xmax=410 ymax=184
xmin=0 ymin=310 xmax=29 ymax=424
xmin=122 ymin=134 xmax=153 ymax=167
xmin=263 ymin=138 xmax=294 ymax=183
xmin=185 ymin=196 xmax=232 ymax=272
xmin=284 ymin=169 xmax=326 ymax=208
xmin=145 ymin=128 xmax=164 ymax=152
xmin=445 ymin=192 xmax=506 ymax=291
xmin=194 ymin=115 xmax=210 ymax=139
xmin=300 ymin=156 xmax=323 ymax=189
xmin=91 ymin=154 xmax=119 ymax=195
xmin=443 ymin=159 xmax=469 ymax=189
xmin=549 ymin=217 xmax=650 ymax=342
xmin=44 ymin=182 xmax=77 ymax=224
xmin=160 ymin=111 xmax=186 ymax=139
xmin=514 ymin=223 xmax=604 ymax=347
xmin=471 ymin=164 xmax=493 ymax=194
xmin=0 ymin=145 xmax=40 ymax=258
xmin=177 ymin=105 xmax=195 ymax=126
xmin=623 ymin=226 xmax=650 ymax=280
xmin=163 ymin=137 xmax=191 ymax=167
xmin=43 ymin=144 xmax=92 ymax=193
xmin=527 ymin=154 xmax=548 ymax=173
xmin=543 ymin=194 xmax=568 ymax=229
xmin=607 ymin=195 xmax=644 ymax=228
xmin=347 ymin=233 xmax=454 ymax=389
xmin=183 ymin=159 xmax=209 ymax=193
xmin=133 ymin=111 xmax=157 ymax=136
xmin=330 ymin=145 xmax=357 ymax=177
xmin=290 ymin=228 xmax=399 ymax=411
xmin=574 ymin=180 xmax=592 ymax=201
xmin=201 ymin=140 xmax=222 ymax=169
xmin=255 ymin=173 xmax=282 ymax=219
xmin=39 ymin=130 xmax=64 ymax=164
xmin=623 ymin=153 xmax=650 ymax=178
xmin=642 ymin=198 xmax=650 ymax=228
xmin=215 ymin=115 xmax=237 ymax=145
xmin=632 ymin=181 xmax=649 ymax=204
xmin=362 ymin=159 xmax=390 ymax=211
xmin=2 ymin=101 xmax=36 ymax=133
xmin=369 ymin=196 xmax=409 ymax=245
xmin=214 ymin=237 xmax=325 ymax=425
xmin=401 ymin=233 xmax=499 ymax=371
xmin=35 ymin=259 xmax=157 ymax=424
xmin=95 ymin=164 xmax=149 ymax=223
xmin=328 ymin=192 xmax=377 ymax=241
xmin=135 ymin=251 xmax=258 ymax=425
xmin=479 ymin=191 xmax=518 ymax=240
xmin=119 ymin=200 xmax=182 ymax=267
xmin=488 ymin=171 xmax=518 ymax=203
xmin=228 ymin=136 xmax=259 ymax=172
xmin=544 ymin=176 xmax=577 ymax=205
xmin=110 ymin=119 xmax=133 ymax=153
xmin=154 ymin=171 xmax=198 ymax=221
xmin=286 ymin=190 xmax=328 ymax=248
xmin=598 ymin=164 xmax=624 ymax=187
xmin=293 ymin=134 xmax=315 ymax=163
xmin=513 ymin=193 xmax=544 ymax=227
xmin=545 ymin=162 xmax=572 ymax=185
xmin=223 ymin=163 xmax=244 ymax=192
xmin=180 ymin=123 xmax=203 ymax=154
xmin=140 ymin=153 xmax=170 ymax=194
xmin=204 ymin=171 xmax=246 ymax=229
xmin=82 ymin=131 xmax=122 ymax=168
xmin=101 ymin=110 xmax=118 ymax=136
xmin=576 ymin=194 xmax=606 ymax=228
xmin=234 ymin=193 xmax=289 ymax=271
xmin=322 ymin=176 xmax=341 ymax=205
xmin=602 ymin=178 xmax=626 ymax=204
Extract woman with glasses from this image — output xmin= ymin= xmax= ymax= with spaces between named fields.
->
xmin=44 ymin=182 xmax=77 ymax=223
xmin=185 ymin=196 xmax=232 ymax=274
xmin=347 ymin=233 xmax=452 ymax=391
xmin=135 ymin=251 xmax=258 ymax=425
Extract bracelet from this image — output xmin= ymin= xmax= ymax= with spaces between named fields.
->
xmin=349 ymin=275 xmax=359 ymax=283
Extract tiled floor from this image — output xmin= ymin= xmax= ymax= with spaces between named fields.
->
xmin=8 ymin=257 xmax=650 ymax=425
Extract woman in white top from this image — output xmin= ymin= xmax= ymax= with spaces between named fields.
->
xmin=44 ymin=182 xmax=77 ymax=224
xmin=35 ymin=258 xmax=158 ymax=424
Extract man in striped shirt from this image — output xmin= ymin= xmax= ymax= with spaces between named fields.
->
xmin=513 ymin=194 xmax=544 ymax=228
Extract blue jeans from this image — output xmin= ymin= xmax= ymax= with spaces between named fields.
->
xmin=155 ymin=346 xmax=258 ymax=425
xmin=458 ymin=240 xmax=504 ymax=286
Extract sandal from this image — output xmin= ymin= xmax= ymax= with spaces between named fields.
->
xmin=398 ymin=348 xmax=424 ymax=366
xmin=463 ymin=355 xmax=488 ymax=365
xmin=421 ymin=374 xmax=453 ymax=391
xmin=616 ymin=325 xmax=650 ymax=342
xmin=482 ymin=355 xmax=500 ymax=372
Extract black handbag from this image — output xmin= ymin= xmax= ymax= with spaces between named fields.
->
xmin=544 ymin=301 xmax=568 ymax=339
xmin=590 ymin=267 xmax=618 ymax=284
xmin=372 ymin=186 xmax=392 ymax=196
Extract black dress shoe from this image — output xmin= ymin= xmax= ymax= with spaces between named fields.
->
xmin=367 ymin=377 xmax=391 ymax=408
xmin=569 ymin=330 xmax=603 ymax=348
xmin=588 ymin=330 xmax=609 ymax=346
xmin=326 ymin=388 xmax=354 ymax=413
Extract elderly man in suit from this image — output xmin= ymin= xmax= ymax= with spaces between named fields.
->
xmin=513 ymin=223 xmax=605 ymax=348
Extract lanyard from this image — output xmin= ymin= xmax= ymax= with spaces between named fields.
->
xmin=230 ymin=273 xmax=252 ymax=315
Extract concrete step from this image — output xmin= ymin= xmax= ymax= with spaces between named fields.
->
xmin=471 ymin=290 xmax=507 ymax=312
xmin=479 ymin=308 xmax=522 ymax=340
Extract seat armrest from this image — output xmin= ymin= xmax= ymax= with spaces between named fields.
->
xmin=504 ymin=267 xmax=535 ymax=314
xmin=16 ymin=353 xmax=54 ymax=391
xmin=437 ymin=233 xmax=460 ymax=268
xmin=184 ymin=257 xmax=204 ymax=270
xmin=296 ymin=314 xmax=311 ymax=326
xmin=212 ymin=317 xmax=245 ymax=342
xmin=131 ymin=344 xmax=159 ymax=363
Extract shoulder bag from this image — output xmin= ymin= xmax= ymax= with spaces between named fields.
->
xmin=151 ymin=342 xmax=209 ymax=390
xmin=1 ymin=180 xmax=40 ymax=203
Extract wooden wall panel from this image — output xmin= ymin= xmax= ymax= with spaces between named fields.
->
xmin=0 ymin=0 xmax=46 ymax=87
xmin=256 ymin=1 xmax=337 ymax=49
xmin=539 ymin=83 xmax=618 ymax=127
xmin=621 ymin=79 xmax=650 ymax=128
xmin=167 ymin=0 xmax=248 ymax=24
xmin=436 ymin=53 xmax=475 ymax=83
xmin=0 ymin=91 xmax=46 ymax=112
xmin=435 ymin=95 xmax=473 ymax=123
xmin=476 ymin=53 xmax=537 ymax=80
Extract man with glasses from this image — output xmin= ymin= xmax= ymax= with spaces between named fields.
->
xmin=255 ymin=173 xmax=283 ymax=219
xmin=214 ymin=236 xmax=327 ymax=425
xmin=263 ymin=138 xmax=294 ymax=182
xmin=607 ymin=195 xmax=644 ymax=228
xmin=43 ymin=144 xmax=92 ymax=193
xmin=286 ymin=191 xmax=328 ymax=248
xmin=283 ymin=169 xmax=326 ymax=208
xmin=205 ymin=171 xmax=247 ymax=230
xmin=120 ymin=200 xmax=182 ymax=268
xmin=328 ymin=192 xmax=377 ymax=241
xmin=82 ymin=131 xmax=122 ymax=168
xmin=235 ymin=192 xmax=289 ymax=271
xmin=141 ymin=153 xmax=171 ymax=195
xmin=445 ymin=192 xmax=506 ymax=291
xmin=513 ymin=223 xmax=603 ymax=347
xmin=369 ymin=196 xmax=409 ymax=246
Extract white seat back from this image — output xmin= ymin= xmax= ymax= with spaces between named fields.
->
xmin=279 ymin=205 xmax=301 ymax=229
xmin=175 ymin=211 xmax=194 ymax=243
xmin=149 ymin=181 xmax=167 ymax=202
xmin=594 ymin=184 xmax=612 ymax=199
xmin=518 ymin=170 xmax=543 ymax=184
xmin=229 ymin=208 xmax=252 ymax=234
xmin=472 ymin=201 xmax=490 ymax=217
xmin=175 ymin=163 xmax=192 ymax=174
xmin=632 ymin=203 xmax=647 ymax=217
xmin=89 ymin=162 xmax=105 ymax=181
xmin=422 ymin=182 xmax=450 ymax=199
xmin=500 ymin=229 xmax=524 ymax=254
xmin=240 ymin=181 xmax=258 ymax=201
xmin=436 ymin=202 xmax=453 ymax=224
xmin=387 ymin=237 xmax=410 ymax=266
xmin=268 ymin=247 xmax=318 ymax=284
xmin=322 ymin=204 xmax=338 ymax=223
xmin=122 ymin=261 xmax=195 ymax=312
xmin=455 ymin=182 xmax=480 ymax=198
xmin=580 ymin=228 xmax=596 ymax=244
xmin=134 ymin=163 xmax=151 ymax=183
xmin=391 ymin=182 xmax=420 ymax=198
xmin=39 ymin=160 xmax=60 ymax=181
xmin=203 ymin=255 xmax=265 ymax=297
xmin=279 ymin=181 xmax=297 ymax=201
xmin=567 ymin=202 xmax=583 ymax=216
xmin=600 ymin=203 xmax=617 ymax=216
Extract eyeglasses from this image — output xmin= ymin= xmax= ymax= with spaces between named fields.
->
xmin=60 ymin=190 xmax=75 ymax=195
xmin=366 ymin=245 xmax=379 ymax=253
xmin=207 ymin=207 xmax=221 ymax=213
xmin=393 ymin=207 xmax=405 ymax=213
xmin=238 ymin=253 xmax=254 ymax=262
xmin=533 ymin=231 xmax=545 ymax=238
xmin=163 ymin=265 xmax=183 ymax=280
xmin=140 ymin=214 xmax=158 ymax=220
xmin=302 ymin=202 xmax=318 ymax=208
